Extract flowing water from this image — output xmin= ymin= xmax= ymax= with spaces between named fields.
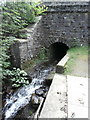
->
xmin=3 ymin=65 xmax=55 ymax=119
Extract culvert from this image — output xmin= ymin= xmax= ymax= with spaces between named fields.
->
xmin=49 ymin=42 xmax=69 ymax=62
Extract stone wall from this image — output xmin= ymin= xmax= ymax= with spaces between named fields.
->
xmin=11 ymin=1 xmax=89 ymax=67
xmin=37 ymin=1 xmax=89 ymax=48
xmin=11 ymin=16 xmax=42 ymax=68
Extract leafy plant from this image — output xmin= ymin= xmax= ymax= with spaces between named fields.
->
xmin=4 ymin=68 xmax=29 ymax=87
xmin=0 ymin=36 xmax=30 ymax=88
xmin=31 ymin=1 xmax=48 ymax=16
xmin=0 ymin=36 xmax=15 ymax=80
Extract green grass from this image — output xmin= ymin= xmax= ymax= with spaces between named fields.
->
xmin=64 ymin=46 xmax=89 ymax=75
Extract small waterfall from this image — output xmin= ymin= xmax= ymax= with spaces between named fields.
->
xmin=3 ymin=66 xmax=54 ymax=119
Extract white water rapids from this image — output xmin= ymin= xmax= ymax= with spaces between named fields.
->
xmin=3 ymin=66 xmax=54 ymax=119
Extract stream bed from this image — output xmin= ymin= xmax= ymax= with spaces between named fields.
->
xmin=2 ymin=63 xmax=56 ymax=119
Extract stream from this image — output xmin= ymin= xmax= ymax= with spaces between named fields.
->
xmin=2 ymin=64 xmax=55 ymax=119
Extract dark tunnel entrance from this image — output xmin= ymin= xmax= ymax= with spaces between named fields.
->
xmin=49 ymin=42 xmax=69 ymax=63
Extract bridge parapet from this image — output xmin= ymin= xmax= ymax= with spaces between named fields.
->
xmin=43 ymin=1 xmax=89 ymax=13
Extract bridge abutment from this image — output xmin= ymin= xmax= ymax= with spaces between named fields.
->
xmin=10 ymin=0 xmax=89 ymax=67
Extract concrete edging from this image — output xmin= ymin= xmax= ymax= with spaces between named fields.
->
xmin=34 ymin=98 xmax=44 ymax=119
xmin=56 ymin=53 xmax=69 ymax=74
xmin=34 ymin=54 xmax=69 ymax=119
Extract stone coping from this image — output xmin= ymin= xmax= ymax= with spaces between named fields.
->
xmin=42 ymin=0 xmax=89 ymax=1
xmin=42 ymin=0 xmax=89 ymax=12
xmin=43 ymin=0 xmax=89 ymax=5
xmin=42 ymin=0 xmax=89 ymax=4
xmin=15 ymin=39 xmax=28 ymax=43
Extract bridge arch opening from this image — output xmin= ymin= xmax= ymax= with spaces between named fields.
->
xmin=49 ymin=42 xmax=69 ymax=62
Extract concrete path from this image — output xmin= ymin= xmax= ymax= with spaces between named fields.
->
xmin=67 ymin=75 xmax=88 ymax=118
xmin=39 ymin=74 xmax=67 ymax=118
xmin=39 ymin=74 xmax=88 ymax=118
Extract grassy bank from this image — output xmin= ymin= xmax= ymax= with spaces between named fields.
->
xmin=64 ymin=46 xmax=89 ymax=75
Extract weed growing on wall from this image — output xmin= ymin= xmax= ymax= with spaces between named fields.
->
xmin=22 ymin=47 xmax=48 ymax=71
xmin=38 ymin=47 xmax=47 ymax=60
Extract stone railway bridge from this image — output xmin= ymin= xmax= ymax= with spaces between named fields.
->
xmin=11 ymin=0 xmax=89 ymax=67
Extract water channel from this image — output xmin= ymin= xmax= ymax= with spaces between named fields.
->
xmin=2 ymin=42 xmax=69 ymax=119
xmin=2 ymin=64 xmax=55 ymax=119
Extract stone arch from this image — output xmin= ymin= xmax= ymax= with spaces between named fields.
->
xmin=48 ymin=42 xmax=69 ymax=62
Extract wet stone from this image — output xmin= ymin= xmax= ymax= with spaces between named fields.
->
xmin=44 ymin=87 xmax=49 ymax=92
xmin=44 ymin=73 xmax=55 ymax=86
xmin=43 ymin=92 xmax=48 ymax=98
xmin=31 ymin=94 xmax=41 ymax=105
xmin=44 ymin=79 xmax=52 ymax=86
xmin=14 ymin=103 xmax=36 ymax=119
xmin=35 ymin=88 xmax=44 ymax=97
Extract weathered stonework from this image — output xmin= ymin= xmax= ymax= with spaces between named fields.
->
xmin=37 ymin=1 xmax=89 ymax=48
xmin=11 ymin=16 xmax=42 ymax=67
xmin=11 ymin=1 xmax=89 ymax=67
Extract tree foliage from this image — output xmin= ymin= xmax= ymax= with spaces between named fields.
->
xmin=2 ymin=1 xmax=48 ymax=38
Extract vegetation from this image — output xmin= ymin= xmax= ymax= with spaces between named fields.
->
xmin=0 ymin=37 xmax=15 ymax=80
xmin=0 ymin=37 xmax=30 ymax=88
xmin=0 ymin=1 xmax=48 ymax=88
xmin=22 ymin=47 xmax=48 ymax=71
xmin=2 ymin=1 xmax=48 ymax=38
xmin=29 ymin=110 xmax=33 ymax=116
xmin=5 ymin=68 xmax=29 ymax=87
xmin=64 ymin=46 xmax=89 ymax=75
